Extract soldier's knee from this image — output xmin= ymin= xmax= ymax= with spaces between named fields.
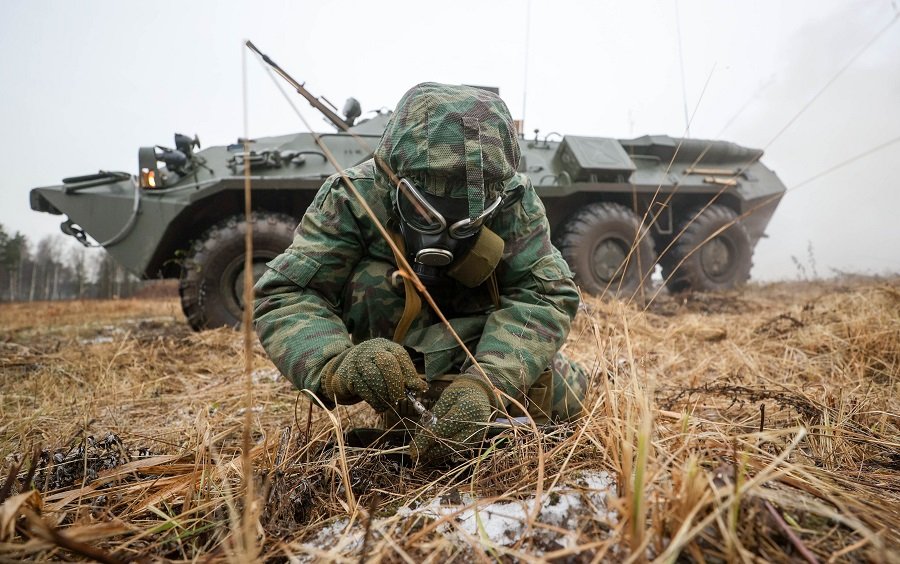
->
xmin=513 ymin=353 xmax=589 ymax=424
xmin=549 ymin=352 xmax=589 ymax=422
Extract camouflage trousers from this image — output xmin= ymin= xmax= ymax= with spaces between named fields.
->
xmin=341 ymin=258 xmax=588 ymax=426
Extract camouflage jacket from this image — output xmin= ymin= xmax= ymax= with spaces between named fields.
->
xmin=253 ymin=160 xmax=580 ymax=406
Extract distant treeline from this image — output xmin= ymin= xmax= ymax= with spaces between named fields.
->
xmin=0 ymin=223 xmax=142 ymax=302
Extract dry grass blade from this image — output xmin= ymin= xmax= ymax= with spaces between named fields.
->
xmin=0 ymin=490 xmax=41 ymax=541
xmin=18 ymin=506 xmax=127 ymax=564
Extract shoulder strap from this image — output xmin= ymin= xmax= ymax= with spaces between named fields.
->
xmin=389 ymin=233 xmax=499 ymax=342
xmin=390 ymin=233 xmax=422 ymax=344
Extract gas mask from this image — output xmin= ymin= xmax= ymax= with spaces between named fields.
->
xmin=395 ymin=177 xmax=520 ymax=287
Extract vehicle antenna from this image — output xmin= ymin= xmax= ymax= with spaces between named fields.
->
xmin=674 ymin=0 xmax=690 ymax=138
xmin=762 ymin=11 xmax=900 ymax=151
xmin=521 ymin=0 xmax=532 ymax=133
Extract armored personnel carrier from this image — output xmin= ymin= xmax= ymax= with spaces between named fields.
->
xmin=29 ymin=85 xmax=785 ymax=331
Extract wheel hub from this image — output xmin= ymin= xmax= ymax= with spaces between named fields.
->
xmin=230 ymin=260 xmax=271 ymax=309
xmin=700 ymin=237 xmax=733 ymax=279
xmin=591 ymin=238 xmax=628 ymax=283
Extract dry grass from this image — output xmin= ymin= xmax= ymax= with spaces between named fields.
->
xmin=0 ymin=278 xmax=898 ymax=562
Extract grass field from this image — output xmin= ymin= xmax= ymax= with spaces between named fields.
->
xmin=1 ymin=278 xmax=898 ymax=562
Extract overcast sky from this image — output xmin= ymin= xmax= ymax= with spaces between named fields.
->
xmin=1 ymin=0 xmax=898 ymax=280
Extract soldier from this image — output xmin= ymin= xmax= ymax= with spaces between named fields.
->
xmin=253 ymin=83 xmax=587 ymax=465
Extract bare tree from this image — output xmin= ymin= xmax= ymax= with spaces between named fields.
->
xmin=69 ymin=245 xmax=90 ymax=299
xmin=1 ymin=225 xmax=143 ymax=301
xmin=0 ymin=226 xmax=28 ymax=301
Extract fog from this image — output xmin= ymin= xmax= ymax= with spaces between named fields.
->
xmin=1 ymin=0 xmax=897 ymax=280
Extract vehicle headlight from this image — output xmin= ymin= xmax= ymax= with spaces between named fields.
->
xmin=138 ymin=146 xmax=160 ymax=189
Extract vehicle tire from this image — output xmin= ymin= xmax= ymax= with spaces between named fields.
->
xmin=661 ymin=205 xmax=752 ymax=293
xmin=556 ymin=202 xmax=657 ymax=299
xmin=179 ymin=212 xmax=297 ymax=331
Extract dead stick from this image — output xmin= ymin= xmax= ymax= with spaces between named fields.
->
xmin=763 ymin=500 xmax=820 ymax=564
xmin=358 ymin=492 xmax=381 ymax=564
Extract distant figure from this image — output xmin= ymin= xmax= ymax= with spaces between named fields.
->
xmin=253 ymin=83 xmax=587 ymax=465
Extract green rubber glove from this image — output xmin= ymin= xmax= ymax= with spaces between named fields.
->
xmin=410 ymin=376 xmax=496 ymax=465
xmin=321 ymin=338 xmax=426 ymax=412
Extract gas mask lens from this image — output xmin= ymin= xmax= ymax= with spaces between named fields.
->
xmin=396 ymin=178 xmax=446 ymax=234
xmin=448 ymin=195 xmax=502 ymax=238
xmin=396 ymin=178 xmax=502 ymax=239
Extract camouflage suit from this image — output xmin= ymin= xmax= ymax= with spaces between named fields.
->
xmin=253 ymin=83 xmax=587 ymax=439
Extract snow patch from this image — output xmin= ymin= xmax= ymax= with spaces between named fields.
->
xmin=80 ymin=335 xmax=114 ymax=344
xmin=78 ymin=325 xmax=124 ymax=344
xmin=295 ymin=470 xmax=617 ymax=560
xmin=252 ymin=367 xmax=282 ymax=384
xmin=425 ymin=470 xmax=617 ymax=548
xmin=298 ymin=518 xmax=360 ymax=558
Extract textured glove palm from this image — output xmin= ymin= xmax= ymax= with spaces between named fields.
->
xmin=410 ymin=377 xmax=495 ymax=465
xmin=322 ymin=338 xmax=426 ymax=412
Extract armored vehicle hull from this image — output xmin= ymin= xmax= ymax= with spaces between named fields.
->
xmin=30 ymin=107 xmax=785 ymax=330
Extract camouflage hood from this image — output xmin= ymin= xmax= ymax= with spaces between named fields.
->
xmin=374 ymin=82 xmax=521 ymax=220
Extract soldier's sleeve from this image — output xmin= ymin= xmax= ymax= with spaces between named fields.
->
xmin=252 ymin=174 xmax=362 ymax=402
xmin=466 ymin=178 xmax=580 ymax=403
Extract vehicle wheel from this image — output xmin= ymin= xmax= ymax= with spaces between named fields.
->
xmin=179 ymin=212 xmax=296 ymax=330
xmin=661 ymin=205 xmax=752 ymax=293
xmin=556 ymin=202 xmax=656 ymax=298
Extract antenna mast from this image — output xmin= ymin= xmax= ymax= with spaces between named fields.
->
xmin=675 ymin=0 xmax=690 ymax=137
xmin=520 ymin=0 xmax=532 ymax=134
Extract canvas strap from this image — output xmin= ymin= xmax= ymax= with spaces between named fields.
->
xmin=389 ymin=234 xmax=499 ymax=343
xmin=390 ymin=233 xmax=422 ymax=344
